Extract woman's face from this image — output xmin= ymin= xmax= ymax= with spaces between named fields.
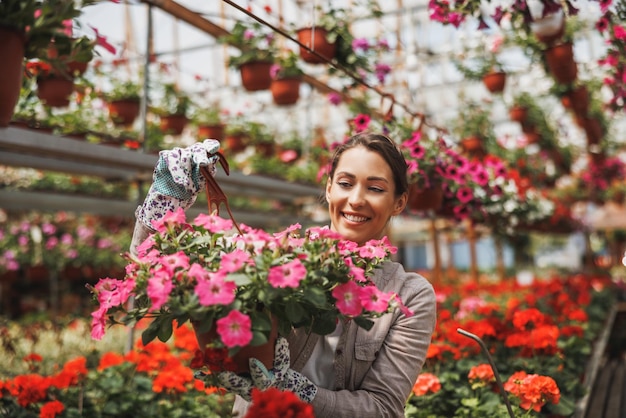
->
xmin=326 ymin=145 xmax=407 ymax=245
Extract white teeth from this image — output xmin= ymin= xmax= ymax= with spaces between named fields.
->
xmin=344 ymin=214 xmax=367 ymax=222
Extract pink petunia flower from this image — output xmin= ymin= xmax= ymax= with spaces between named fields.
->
xmin=268 ymin=259 xmax=306 ymax=288
xmin=332 ymin=281 xmax=364 ymax=316
xmin=360 ymin=286 xmax=393 ymax=313
xmin=152 ymin=207 xmax=187 ymax=232
xmin=193 ymin=213 xmax=233 ymax=233
xmin=220 ymin=249 xmax=250 ymax=273
xmin=216 ymin=310 xmax=252 ymax=348
xmin=147 ymin=268 xmax=174 ymax=311
xmin=195 ymin=272 xmax=236 ymax=306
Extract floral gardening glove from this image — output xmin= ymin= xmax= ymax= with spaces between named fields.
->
xmin=249 ymin=337 xmax=318 ymax=403
xmin=131 ymin=139 xmax=220 ymax=255
xmin=216 ymin=371 xmax=255 ymax=402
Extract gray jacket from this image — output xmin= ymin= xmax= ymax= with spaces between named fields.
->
xmin=234 ymin=261 xmax=437 ymax=418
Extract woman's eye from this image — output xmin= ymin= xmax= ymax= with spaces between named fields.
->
xmin=338 ymin=181 xmax=352 ymax=188
xmin=370 ymin=187 xmax=384 ymax=193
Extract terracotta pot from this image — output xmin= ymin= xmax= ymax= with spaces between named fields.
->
xmin=508 ymin=106 xmax=528 ymax=123
xmin=62 ymin=265 xmax=83 ymax=281
xmin=160 ymin=114 xmax=188 ymax=136
xmin=482 ymin=71 xmax=506 ymax=94
xmin=270 ymin=77 xmax=301 ymax=105
xmin=37 ymin=76 xmax=75 ymax=107
xmin=461 ymin=135 xmax=483 ymax=153
xmin=581 ymin=117 xmax=604 ymax=145
xmin=67 ymin=60 xmax=89 ymax=77
xmin=239 ymin=61 xmax=273 ymax=91
xmin=255 ymin=141 xmax=276 ymax=158
xmin=0 ymin=27 xmax=26 ymax=127
xmin=296 ymin=27 xmax=336 ymax=64
xmin=544 ymin=42 xmax=577 ymax=84
xmin=530 ymin=9 xmax=565 ymax=45
xmin=26 ymin=265 xmax=49 ymax=282
xmin=567 ymin=85 xmax=589 ymax=118
xmin=107 ymin=99 xmax=140 ymax=126
xmin=197 ymin=124 xmax=225 ymax=141
xmin=193 ymin=316 xmax=278 ymax=374
xmin=407 ymin=183 xmax=444 ymax=212
xmin=225 ymin=133 xmax=249 ymax=154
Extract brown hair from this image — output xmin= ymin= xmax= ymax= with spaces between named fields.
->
xmin=328 ymin=132 xmax=408 ymax=197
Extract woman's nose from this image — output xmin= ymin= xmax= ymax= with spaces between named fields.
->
xmin=348 ymin=186 xmax=366 ymax=207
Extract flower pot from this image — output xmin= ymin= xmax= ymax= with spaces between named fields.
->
xmin=159 ymin=114 xmax=188 ymax=136
xmin=26 ymin=265 xmax=49 ymax=282
xmin=270 ymin=77 xmax=301 ymax=105
xmin=197 ymin=124 xmax=225 ymax=141
xmin=567 ymin=85 xmax=589 ymax=118
xmin=296 ymin=27 xmax=336 ymax=64
xmin=107 ymin=99 xmax=140 ymax=126
xmin=407 ymin=183 xmax=444 ymax=212
xmin=481 ymin=71 xmax=506 ymax=94
xmin=67 ymin=60 xmax=89 ymax=77
xmin=544 ymin=42 xmax=577 ymax=84
xmin=225 ymin=133 xmax=248 ymax=154
xmin=530 ymin=9 xmax=565 ymax=45
xmin=255 ymin=142 xmax=276 ymax=158
xmin=460 ymin=136 xmax=483 ymax=153
xmin=193 ymin=317 xmax=278 ymax=374
xmin=37 ymin=76 xmax=75 ymax=107
xmin=0 ymin=27 xmax=26 ymax=127
xmin=508 ymin=106 xmax=528 ymax=123
xmin=239 ymin=61 xmax=273 ymax=92
xmin=581 ymin=117 xmax=604 ymax=145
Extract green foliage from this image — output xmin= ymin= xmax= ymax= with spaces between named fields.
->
xmin=152 ymin=83 xmax=192 ymax=117
xmin=220 ymin=20 xmax=277 ymax=68
xmin=103 ymin=79 xmax=142 ymax=102
xmin=0 ymin=0 xmax=95 ymax=58
xmin=271 ymin=50 xmax=304 ymax=79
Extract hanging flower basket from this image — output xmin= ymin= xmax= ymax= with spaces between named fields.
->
xmin=159 ymin=114 xmax=188 ymax=136
xmin=197 ymin=124 xmax=225 ymax=141
xmin=193 ymin=316 xmax=278 ymax=374
xmin=482 ymin=71 xmax=506 ymax=94
xmin=0 ymin=27 xmax=25 ymax=127
xmin=270 ymin=77 xmax=301 ymax=105
xmin=530 ymin=9 xmax=565 ymax=45
xmin=107 ymin=98 xmax=140 ymax=126
xmin=544 ymin=42 xmax=577 ymax=84
xmin=407 ymin=183 xmax=444 ymax=212
xmin=37 ymin=75 xmax=75 ymax=107
xmin=239 ymin=61 xmax=273 ymax=91
xmin=296 ymin=27 xmax=336 ymax=64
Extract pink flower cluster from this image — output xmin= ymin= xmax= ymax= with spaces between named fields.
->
xmin=90 ymin=208 xmax=407 ymax=349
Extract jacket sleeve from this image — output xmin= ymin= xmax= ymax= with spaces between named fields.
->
xmin=311 ymin=274 xmax=437 ymax=418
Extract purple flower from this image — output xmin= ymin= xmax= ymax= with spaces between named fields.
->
xmin=244 ymin=29 xmax=255 ymax=40
xmin=352 ymin=38 xmax=370 ymax=52
xmin=327 ymin=92 xmax=342 ymax=106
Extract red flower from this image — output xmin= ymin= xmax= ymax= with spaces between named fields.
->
xmin=468 ymin=364 xmax=495 ymax=384
xmin=40 ymin=400 xmax=64 ymax=418
xmin=245 ymin=388 xmax=315 ymax=418
xmin=412 ymin=373 xmax=441 ymax=396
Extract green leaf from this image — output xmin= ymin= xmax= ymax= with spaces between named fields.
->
xmin=353 ymin=316 xmax=375 ymax=331
xmin=303 ymin=287 xmax=327 ymax=308
xmin=285 ymin=300 xmax=307 ymax=323
xmin=157 ymin=317 xmax=174 ymax=342
xmin=141 ymin=320 xmax=161 ymax=346
xmin=312 ymin=317 xmax=337 ymax=335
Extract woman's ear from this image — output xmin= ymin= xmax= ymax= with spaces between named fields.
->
xmin=392 ymin=192 xmax=408 ymax=216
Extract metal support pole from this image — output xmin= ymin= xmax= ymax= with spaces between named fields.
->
xmin=457 ymin=328 xmax=516 ymax=418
